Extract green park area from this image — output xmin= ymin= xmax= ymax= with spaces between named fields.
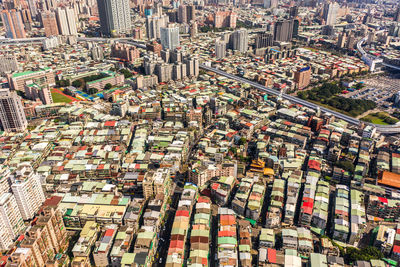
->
xmin=361 ymin=112 xmax=399 ymax=125
xmin=297 ymin=82 xmax=376 ymax=117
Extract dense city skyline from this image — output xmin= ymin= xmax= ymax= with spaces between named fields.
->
xmin=0 ymin=0 xmax=400 ymax=266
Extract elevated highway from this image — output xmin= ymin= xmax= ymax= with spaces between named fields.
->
xmin=199 ymin=64 xmax=400 ymax=134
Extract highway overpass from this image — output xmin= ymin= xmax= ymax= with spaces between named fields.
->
xmin=357 ymin=34 xmax=400 ymax=71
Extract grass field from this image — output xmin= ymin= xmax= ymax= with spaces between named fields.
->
xmin=361 ymin=112 xmax=399 ymax=125
xmin=51 ymin=89 xmax=74 ymax=103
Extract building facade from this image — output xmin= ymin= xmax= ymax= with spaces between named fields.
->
xmin=160 ymin=24 xmax=180 ymax=50
xmin=41 ymin=11 xmax=59 ymax=37
xmin=10 ymin=164 xmax=46 ymax=220
xmin=0 ymin=193 xmax=25 ymax=250
xmin=97 ymin=0 xmax=131 ymax=36
xmin=1 ymin=10 xmax=26 ymax=39
xmin=0 ymin=89 xmax=28 ymax=132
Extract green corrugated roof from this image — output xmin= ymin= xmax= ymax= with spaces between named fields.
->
xmin=218 ymin=237 xmax=237 ymax=245
xmin=12 ymin=67 xmax=50 ymax=78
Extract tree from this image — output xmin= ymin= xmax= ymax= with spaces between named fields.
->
xmin=88 ymin=88 xmax=98 ymax=94
xmin=56 ymin=79 xmax=70 ymax=87
xmin=72 ymin=79 xmax=83 ymax=88
xmin=120 ymin=69 xmax=133 ymax=79
xmin=238 ymin=137 xmax=247 ymax=146
xmin=354 ymin=82 xmax=364 ymax=90
xmin=63 ymin=88 xmax=74 ymax=96
xmin=335 ymin=160 xmax=355 ymax=173
xmin=345 ymin=246 xmax=383 ymax=262
xmin=104 ymin=83 xmax=112 ymax=90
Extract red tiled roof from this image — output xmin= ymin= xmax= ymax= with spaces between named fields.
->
xmin=267 ymin=248 xmax=276 ymax=263
xmin=104 ymin=121 xmax=116 ymax=127
xmin=218 ymin=231 xmax=235 ymax=237
xmin=308 ymin=160 xmax=321 ymax=171
xmin=105 ymin=229 xmax=115 ymax=237
xmin=378 ymin=197 xmax=388 ymax=204
xmin=176 ymin=210 xmax=189 ymax=217
xmin=169 ymin=240 xmax=184 ymax=249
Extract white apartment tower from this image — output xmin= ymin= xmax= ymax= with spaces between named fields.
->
xmin=230 ymin=28 xmax=248 ymax=53
xmin=0 ymin=88 xmax=28 ymax=132
xmin=56 ymin=7 xmax=78 ymax=36
xmin=0 ymin=193 xmax=24 ymax=250
xmin=215 ymin=38 xmax=226 ymax=59
xmin=323 ymin=2 xmax=339 ymax=26
xmin=146 ymin=15 xmax=169 ymax=40
xmin=97 ymin=0 xmax=131 ymax=36
xmin=10 ymin=164 xmax=45 ymax=220
xmin=160 ymin=24 xmax=180 ymax=50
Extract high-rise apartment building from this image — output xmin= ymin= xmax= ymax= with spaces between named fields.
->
xmin=8 ymin=207 xmax=68 ymax=266
xmin=273 ymin=19 xmax=293 ymax=42
xmin=91 ymin=44 xmax=105 ymax=61
xmin=97 ymin=0 xmax=131 ymax=36
xmin=255 ymin=32 xmax=273 ymax=48
xmin=0 ymin=89 xmax=28 ymax=132
xmin=337 ymin=32 xmax=347 ymax=48
xmin=146 ymin=41 xmax=163 ymax=56
xmin=41 ymin=11 xmax=59 ymax=37
xmin=178 ymin=5 xmax=187 ymax=23
xmin=183 ymin=56 xmax=199 ymax=77
xmin=0 ymin=167 xmax=11 ymax=194
xmin=346 ymin=33 xmax=355 ymax=49
xmin=160 ymin=24 xmax=180 ymax=50
xmin=294 ymin=66 xmax=311 ymax=89
xmin=214 ymin=11 xmax=237 ymax=29
xmin=230 ymin=28 xmax=248 ymax=53
xmin=263 ymin=0 xmax=278 ymax=9
xmin=10 ymin=164 xmax=45 ymax=220
xmin=146 ymin=15 xmax=169 ymax=39
xmin=27 ymin=0 xmax=38 ymax=18
xmin=215 ymin=39 xmax=226 ymax=59
xmin=178 ymin=5 xmax=195 ymax=23
xmin=111 ymin=42 xmax=141 ymax=63
xmin=55 ymin=7 xmax=78 ymax=36
xmin=323 ymin=2 xmax=339 ymax=26
xmin=0 ymin=193 xmax=25 ymax=250
xmin=1 ymin=10 xmax=27 ymax=39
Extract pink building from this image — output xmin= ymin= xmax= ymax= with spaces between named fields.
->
xmin=24 ymin=83 xmax=53 ymax=105
xmin=1 ymin=10 xmax=26 ymax=39
xmin=214 ymin=11 xmax=237 ymax=29
xmin=111 ymin=42 xmax=141 ymax=64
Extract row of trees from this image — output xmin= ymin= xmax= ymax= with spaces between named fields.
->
xmin=297 ymin=82 xmax=376 ymax=117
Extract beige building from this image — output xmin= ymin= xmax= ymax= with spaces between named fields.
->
xmin=0 ymin=193 xmax=24 ymax=250
xmin=8 ymin=68 xmax=55 ymax=92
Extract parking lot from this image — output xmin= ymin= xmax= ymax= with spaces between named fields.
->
xmin=341 ymin=75 xmax=400 ymax=110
